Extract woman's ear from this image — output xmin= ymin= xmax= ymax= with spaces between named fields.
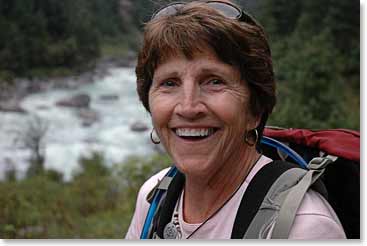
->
xmin=247 ymin=112 xmax=262 ymax=131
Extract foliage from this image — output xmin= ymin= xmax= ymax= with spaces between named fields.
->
xmin=116 ymin=154 xmax=172 ymax=198
xmin=0 ymin=0 xmax=126 ymax=79
xmin=253 ymin=0 xmax=360 ymax=130
xmin=0 ymin=153 xmax=171 ymax=238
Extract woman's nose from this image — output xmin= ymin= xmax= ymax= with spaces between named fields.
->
xmin=174 ymin=85 xmax=206 ymax=120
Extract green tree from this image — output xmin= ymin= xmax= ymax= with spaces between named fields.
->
xmin=255 ymin=0 xmax=359 ymax=130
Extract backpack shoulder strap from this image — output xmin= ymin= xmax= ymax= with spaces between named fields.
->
xmin=244 ymin=167 xmax=307 ymax=238
xmin=152 ymin=169 xmax=185 ymax=239
xmin=238 ymin=156 xmax=335 ymax=239
xmin=269 ymin=156 xmax=336 ymax=239
xmin=231 ymin=160 xmax=299 ymax=238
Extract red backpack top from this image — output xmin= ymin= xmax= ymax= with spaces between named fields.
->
xmin=264 ymin=128 xmax=360 ymax=162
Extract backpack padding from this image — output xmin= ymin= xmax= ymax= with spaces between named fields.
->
xmin=244 ymin=167 xmax=308 ymax=239
xmin=231 ymin=161 xmax=299 ymax=239
xmin=156 ymin=169 xmax=185 ymax=238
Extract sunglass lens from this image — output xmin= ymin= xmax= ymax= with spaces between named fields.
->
xmin=207 ymin=2 xmax=241 ymax=19
xmin=153 ymin=3 xmax=185 ymax=19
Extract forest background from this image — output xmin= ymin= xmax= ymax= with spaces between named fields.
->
xmin=0 ymin=0 xmax=360 ymax=238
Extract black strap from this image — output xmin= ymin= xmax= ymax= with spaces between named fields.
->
xmin=155 ymin=169 xmax=185 ymax=238
xmin=231 ymin=161 xmax=300 ymax=239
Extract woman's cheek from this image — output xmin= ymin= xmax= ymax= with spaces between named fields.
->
xmin=207 ymin=92 xmax=244 ymax=117
xmin=150 ymin=94 xmax=173 ymax=128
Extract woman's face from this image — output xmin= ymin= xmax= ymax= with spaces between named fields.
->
xmin=149 ymin=49 xmax=259 ymax=177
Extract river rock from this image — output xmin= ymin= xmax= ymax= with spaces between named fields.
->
xmin=56 ymin=93 xmax=91 ymax=108
xmin=78 ymin=108 xmax=99 ymax=127
xmin=130 ymin=121 xmax=149 ymax=132
xmin=99 ymin=94 xmax=119 ymax=101
xmin=36 ymin=105 xmax=49 ymax=110
xmin=0 ymin=100 xmax=26 ymax=113
xmin=25 ymin=80 xmax=48 ymax=94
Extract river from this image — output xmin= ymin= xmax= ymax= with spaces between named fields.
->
xmin=0 ymin=67 xmax=156 ymax=181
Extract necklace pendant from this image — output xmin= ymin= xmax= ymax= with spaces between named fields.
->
xmin=164 ymin=222 xmax=179 ymax=239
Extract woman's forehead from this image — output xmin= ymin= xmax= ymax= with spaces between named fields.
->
xmin=156 ymin=45 xmax=220 ymax=67
xmin=153 ymin=49 xmax=242 ymax=82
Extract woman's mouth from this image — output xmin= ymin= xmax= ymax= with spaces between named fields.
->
xmin=172 ymin=128 xmax=219 ymax=141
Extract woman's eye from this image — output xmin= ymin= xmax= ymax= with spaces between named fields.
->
xmin=161 ymin=80 xmax=176 ymax=87
xmin=208 ymin=79 xmax=224 ymax=86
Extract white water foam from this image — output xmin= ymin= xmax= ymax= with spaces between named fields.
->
xmin=0 ymin=67 xmax=156 ymax=181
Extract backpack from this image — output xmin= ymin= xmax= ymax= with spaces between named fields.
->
xmin=140 ymin=127 xmax=360 ymax=239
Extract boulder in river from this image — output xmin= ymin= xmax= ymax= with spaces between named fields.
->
xmin=78 ymin=108 xmax=99 ymax=127
xmin=130 ymin=121 xmax=149 ymax=132
xmin=56 ymin=93 xmax=91 ymax=108
xmin=25 ymin=80 xmax=48 ymax=94
xmin=0 ymin=100 xmax=26 ymax=113
xmin=99 ymin=94 xmax=119 ymax=101
xmin=36 ymin=105 xmax=49 ymax=110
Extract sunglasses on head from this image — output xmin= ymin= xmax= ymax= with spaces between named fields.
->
xmin=151 ymin=1 xmax=258 ymax=26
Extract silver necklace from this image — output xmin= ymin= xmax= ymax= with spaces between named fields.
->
xmin=163 ymin=155 xmax=262 ymax=239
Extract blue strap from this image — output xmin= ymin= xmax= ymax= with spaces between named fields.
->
xmin=261 ymin=136 xmax=308 ymax=169
xmin=140 ymin=166 xmax=178 ymax=239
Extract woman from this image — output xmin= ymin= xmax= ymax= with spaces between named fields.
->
xmin=125 ymin=1 xmax=345 ymax=239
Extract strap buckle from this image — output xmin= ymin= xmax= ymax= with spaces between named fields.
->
xmin=146 ymin=176 xmax=174 ymax=203
xmin=307 ymin=155 xmax=338 ymax=170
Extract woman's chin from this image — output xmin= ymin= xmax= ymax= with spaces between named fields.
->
xmin=174 ymin=157 xmax=215 ymax=178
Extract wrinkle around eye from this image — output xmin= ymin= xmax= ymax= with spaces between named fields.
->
xmin=223 ymin=84 xmax=249 ymax=101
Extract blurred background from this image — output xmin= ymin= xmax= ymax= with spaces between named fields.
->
xmin=0 ymin=0 xmax=359 ymax=238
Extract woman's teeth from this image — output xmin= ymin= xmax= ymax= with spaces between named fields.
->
xmin=175 ymin=128 xmax=215 ymax=137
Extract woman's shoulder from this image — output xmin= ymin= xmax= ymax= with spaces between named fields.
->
xmin=289 ymin=189 xmax=346 ymax=239
xmin=297 ymin=189 xmax=337 ymax=216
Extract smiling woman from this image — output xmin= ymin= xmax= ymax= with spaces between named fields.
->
xmin=149 ymin=50 xmax=257 ymax=179
xmin=125 ymin=0 xmax=346 ymax=240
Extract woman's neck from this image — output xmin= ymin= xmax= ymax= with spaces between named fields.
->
xmin=182 ymin=148 xmax=261 ymax=223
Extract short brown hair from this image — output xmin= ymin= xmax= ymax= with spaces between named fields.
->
xmin=136 ymin=1 xmax=276 ymax=140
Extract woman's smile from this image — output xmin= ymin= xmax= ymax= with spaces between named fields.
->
xmin=172 ymin=127 xmax=219 ymax=140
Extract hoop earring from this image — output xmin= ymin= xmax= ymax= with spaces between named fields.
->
xmin=244 ymin=129 xmax=258 ymax=147
xmin=150 ymin=128 xmax=160 ymax=144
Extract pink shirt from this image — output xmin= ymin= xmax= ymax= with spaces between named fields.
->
xmin=125 ymin=155 xmax=346 ymax=239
